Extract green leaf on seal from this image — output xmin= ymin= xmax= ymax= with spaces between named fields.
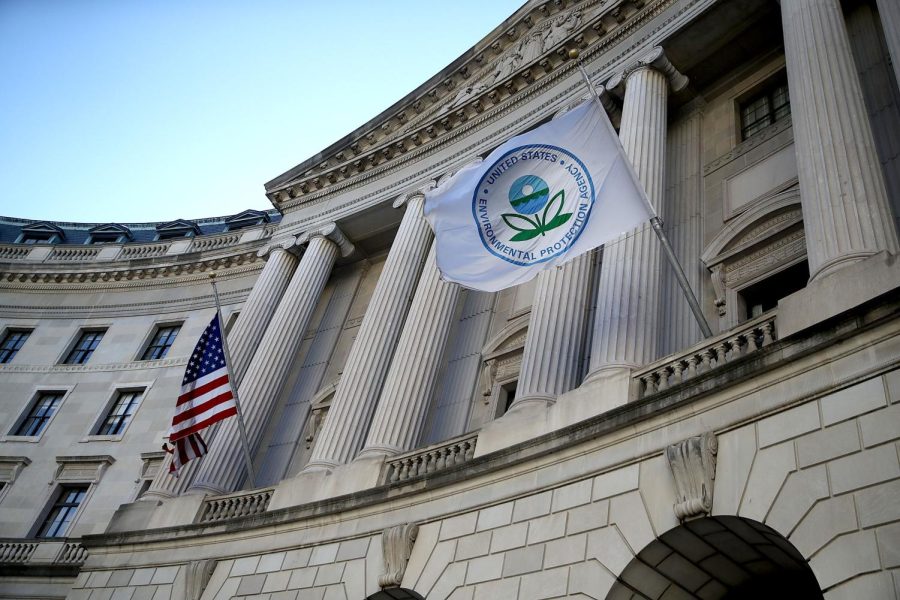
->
xmin=509 ymin=229 xmax=544 ymax=242
xmin=502 ymin=213 xmax=539 ymax=232
xmin=544 ymin=212 xmax=573 ymax=231
xmin=541 ymin=190 xmax=565 ymax=227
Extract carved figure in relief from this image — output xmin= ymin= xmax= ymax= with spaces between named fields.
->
xmin=541 ymin=9 xmax=582 ymax=51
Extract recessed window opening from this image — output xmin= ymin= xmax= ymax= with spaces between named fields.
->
xmin=740 ymin=74 xmax=791 ymax=139
xmin=141 ymin=325 xmax=181 ymax=360
xmin=36 ymin=485 xmax=88 ymax=538
xmin=64 ymin=329 xmax=106 ymax=365
xmin=740 ymin=260 xmax=809 ymax=320
xmin=0 ymin=329 xmax=31 ymax=363
xmin=96 ymin=389 xmax=143 ymax=436
xmin=13 ymin=392 xmax=64 ymax=436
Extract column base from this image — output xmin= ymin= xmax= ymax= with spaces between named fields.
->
xmin=809 ymin=250 xmax=880 ymax=283
xmin=507 ymin=393 xmax=557 ymax=412
xmin=269 ymin=455 xmax=386 ymax=510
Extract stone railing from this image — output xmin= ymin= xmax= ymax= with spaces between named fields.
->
xmin=635 ymin=312 xmax=777 ymax=399
xmin=189 ymin=231 xmax=243 ymax=253
xmin=47 ymin=246 xmax=102 ymax=261
xmin=119 ymin=241 xmax=171 ymax=260
xmin=197 ymin=487 xmax=275 ymax=523
xmin=0 ymin=538 xmax=88 ymax=567
xmin=0 ymin=246 xmax=30 ymax=260
xmin=384 ymin=432 xmax=478 ymax=484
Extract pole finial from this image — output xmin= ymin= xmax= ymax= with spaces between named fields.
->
xmin=568 ymin=48 xmax=580 ymax=60
xmin=208 ymin=272 xmax=217 ymax=280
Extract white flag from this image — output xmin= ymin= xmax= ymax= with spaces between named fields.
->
xmin=424 ymin=101 xmax=651 ymax=292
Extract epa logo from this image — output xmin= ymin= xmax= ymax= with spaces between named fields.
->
xmin=472 ymin=144 xmax=596 ymax=266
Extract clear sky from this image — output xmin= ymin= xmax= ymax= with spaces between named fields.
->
xmin=0 ymin=1 xmax=523 ymax=223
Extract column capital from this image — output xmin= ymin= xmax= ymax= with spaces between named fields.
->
xmin=607 ymin=46 xmax=688 ymax=96
xmin=392 ymin=184 xmax=433 ymax=209
xmin=299 ymin=223 xmax=355 ymax=257
xmin=256 ymin=236 xmax=299 ymax=259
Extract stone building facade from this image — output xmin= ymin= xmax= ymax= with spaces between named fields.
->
xmin=2 ymin=0 xmax=900 ymax=598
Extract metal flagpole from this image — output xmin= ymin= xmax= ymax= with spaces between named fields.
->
xmin=568 ymin=49 xmax=714 ymax=339
xmin=208 ymin=272 xmax=257 ymax=489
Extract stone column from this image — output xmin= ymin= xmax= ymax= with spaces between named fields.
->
xmin=356 ymin=242 xmax=461 ymax=459
xmin=782 ymin=0 xmax=899 ymax=281
xmin=589 ymin=47 xmax=685 ymax=375
xmin=189 ymin=224 xmax=353 ymax=494
xmin=144 ymin=239 xmax=299 ymax=499
xmin=511 ymin=252 xmax=593 ymax=409
xmin=875 ymin=0 xmax=900 ymax=90
xmin=303 ymin=193 xmax=434 ymax=470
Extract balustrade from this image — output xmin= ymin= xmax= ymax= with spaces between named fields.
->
xmin=384 ymin=432 xmax=478 ymax=484
xmin=197 ymin=487 xmax=274 ymax=523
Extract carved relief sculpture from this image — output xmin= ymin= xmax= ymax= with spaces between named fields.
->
xmin=378 ymin=522 xmax=419 ymax=588
xmin=666 ymin=431 xmax=718 ymax=521
xmin=184 ymin=559 xmax=217 ymax=600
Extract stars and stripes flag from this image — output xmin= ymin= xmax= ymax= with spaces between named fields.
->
xmin=164 ymin=313 xmax=237 ymax=474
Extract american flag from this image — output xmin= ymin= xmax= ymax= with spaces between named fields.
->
xmin=165 ymin=313 xmax=237 ymax=474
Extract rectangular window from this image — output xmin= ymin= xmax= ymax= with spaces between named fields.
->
xmin=740 ymin=77 xmax=791 ymax=139
xmin=36 ymin=485 xmax=88 ymax=538
xmin=64 ymin=330 xmax=105 ymax=365
xmin=140 ymin=325 xmax=181 ymax=360
xmin=14 ymin=392 xmax=64 ymax=436
xmin=0 ymin=329 xmax=31 ymax=364
xmin=96 ymin=390 xmax=143 ymax=436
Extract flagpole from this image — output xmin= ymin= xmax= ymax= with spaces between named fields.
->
xmin=207 ymin=272 xmax=257 ymax=489
xmin=568 ymin=49 xmax=714 ymax=339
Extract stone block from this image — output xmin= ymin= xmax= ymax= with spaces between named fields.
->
xmin=402 ymin=523 xmax=438 ymax=589
xmin=886 ymin=369 xmax=900 ymax=403
xmin=236 ymin=574 xmax=266 ymax=596
xmin=108 ymin=570 xmax=135 ymax=588
xmin=512 ymin=492 xmax=552 ymax=523
xmin=518 ymin=566 xmax=569 ymax=600
xmin=766 ymin=465 xmax=829 ymax=535
xmin=131 ymin=588 xmax=157 ymax=600
xmin=758 ymin=402 xmax=820 ymax=448
xmin=456 ymin=531 xmax=491 ymax=560
xmin=569 ymin=560 xmax=616 ymax=599
xmin=544 ymin=533 xmax=587 ymax=568
xmin=810 ymin=530 xmax=881 ymax=590
xmin=232 ymin=556 xmax=261 ymax=577
xmin=824 ymin=573 xmax=895 ymax=600
xmin=270 ymin=591 xmax=299 ymax=600
xmin=477 ymin=502 xmax=513 ymax=531
xmin=309 ymin=543 xmax=340 ymax=566
xmin=474 ymin=577 xmax=520 ymax=600
xmin=88 ymin=571 xmax=113 ymax=588
xmin=448 ymin=587 xmax=475 ymax=600
xmin=150 ymin=566 xmax=178 ymax=585
xmin=341 ymin=559 xmax=365 ymax=600
xmin=323 ymin=584 xmax=345 ymax=600
xmin=609 ymin=492 xmax=655 ymax=554
xmin=313 ymin=563 xmax=344 ymax=586
xmin=712 ymin=424 xmax=756 ymax=516
xmin=526 ymin=513 xmax=567 ymax=544
xmin=297 ymin=587 xmax=325 ymax=600
xmin=111 ymin=589 xmax=134 ymax=600
xmin=464 ymin=554 xmax=504 ymax=585
xmin=566 ymin=500 xmax=610 ymax=535
xmin=335 ymin=537 xmax=369 ymax=562
xmin=856 ymin=479 xmax=900 ymax=528
xmin=820 ymin=378 xmax=887 ymax=426
xmin=91 ymin=589 xmax=114 ymax=600
xmin=440 ymin=512 xmax=478 ymax=540
xmin=287 ymin=567 xmax=317 ymax=590
xmin=502 ymin=545 xmax=545 ymax=577
xmin=151 ymin=585 xmax=172 ymax=600
xmin=130 ymin=569 xmax=155 ymax=586
xmin=587 ymin=527 xmax=634 ymax=576
xmin=258 ymin=552 xmax=286 ymax=573
xmin=859 ymin=403 xmax=900 ymax=447
xmin=790 ymin=495 xmax=858 ymax=557
xmin=828 ymin=443 xmax=900 ymax=494
xmin=490 ymin=522 xmax=528 ymax=553
xmin=428 ymin=563 xmax=466 ymax=600
xmin=551 ymin=479 xmax=592 ymax=512
xmin=739 ymin=441 xmax=795 ymax=522
xmin=876 ymin=522 xmax=900 ymax=569
xmin=639 ymin=455 xmax=678 ymax=539
xmin=796 ymin=421 xmax=860 ymax=468
xmin=592 ymin=464 xmax=639 ymax=501
xmin=263 ymin=571 xmax=291 ymax=593
xmin=414 ymin=540 xmax=456 ymax=595
xmin=283 ymin=548 xmax=312 ymax=570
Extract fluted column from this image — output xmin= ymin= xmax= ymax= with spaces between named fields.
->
xmin=189 ymin=224 xmax=352 ymax=494
xmin=782 ymin=0 xmax=899 ymax=281
xmin=875 ymin=0 xmax=900 ymax=91
xmin=356 ymin=242 xmax=461 ymax=459
xmin=303 ymin=193 xmax=434 ymax=470
xmin=144 ymin=240 xmax=299 ymax=499
xmin=589 ymin=47 xmax=682 ymax=375
xmin=511 ymin=252 xmax=593 ymax=409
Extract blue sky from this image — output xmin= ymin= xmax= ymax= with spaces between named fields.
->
xmin=0 ymin=1 xmax=523 ymax=223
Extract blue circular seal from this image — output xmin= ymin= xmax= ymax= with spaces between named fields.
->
xmin=471 ymin=144 xmax=596 ymax=267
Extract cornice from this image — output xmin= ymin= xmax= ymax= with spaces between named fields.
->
xmin=0 ymin=356 xmax=188 ymax=374
xmin=272 ymin=0 xmax=705 ymax=229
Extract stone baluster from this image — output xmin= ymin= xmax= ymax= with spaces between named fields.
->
xmin=781 ymin=0 xmax=899 ymax=281
xmin=511 ymin=251 xmax=593 ymax=409
xmin=144 ymin=239 xmax=300 ymax=499
xmin=589 ymin=47 xmax=686 ymax=377
xmin=188 ymin=225 xmax=353 ymax=494
xmin=355 ymin=243 xmax=461 ymax=459
xmin=302 ymin=193 xmax=435 ymax=471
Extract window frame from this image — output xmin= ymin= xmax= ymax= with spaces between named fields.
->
xmin=32 ymin=484 xmax=90 ymax=539
xmin=84 ymin=383 xmax=153 ymax=441
xmin=0 ymin=328 xmax=33 ymax=364
xmin=736 ymin=70 xmax=791 ymax=141
xmin=6 ymin=389 xmax=71 ymax=440
xmin=138 ymin=322 xmax=182 ymax=361
xmin=61 ymin=328 xmax=107 ymax=365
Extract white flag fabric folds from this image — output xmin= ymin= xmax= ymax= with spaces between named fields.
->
xmin=424 ymin=101 xmax=651 ymax=292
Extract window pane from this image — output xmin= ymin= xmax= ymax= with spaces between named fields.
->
xmin=740 ymin=77 xmax=791 ymax=140
xmin=141 ymin=325 xmax=181 ymax=360
xmin=0 ymin=329 xmax=31 ymax=364
xmin=14 ymin=392 xmax=63 ymax=436
xmin=64 ymin=330 xmax=105 ymax=364
xmin=97 ymin=390 xmax=143 ymax=435
xmin=37 ymin=485 xmax=88 ymax=538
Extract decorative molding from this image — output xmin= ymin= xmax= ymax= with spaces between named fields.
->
xmin=54 ymin=455 xmax=115 ymax=484
xmin=139 ymin=452 xmax=167 ymax=481
xmin=379 ymin=522 xmax=419 ymax=588
xmin=703 ymin=116 xmax=794 ymax=176
xmin=184 ymin=559 xmax=217 ymax=600
xmin=665 ymin=431 xmax=718 ymax=521
xmin=0 ymin=356 xmax=188 ymax=375
xmin=0 ymin=456 xmax=31 ymax=484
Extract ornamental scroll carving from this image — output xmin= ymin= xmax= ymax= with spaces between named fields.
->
xmin=666 ymin=432 xmax=718 ymax=521
xmin=378 ymin=522 xmax=419 ymax=588
xmin=184 ymin=559 xmax=217 ymax=600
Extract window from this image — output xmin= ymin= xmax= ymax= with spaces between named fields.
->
xmin=0 ymin=329 xmax=31 ymax=363
xmin=740 ymin=260 xmax=809 ymax=320
xmin=14 ymin=392 xmax=64 ymax=436
xmin=96 ymin=390 xmax=143 ymax=436
xmin=740 ymin=76 xmax=791 ymax=139
xmin=36 ymin=485 xmax=88 ymax=538
xmin=498 ymin=382 xmax=518 ymax=416
xmin=64 ymin=330 xmax=105 ymax=364
xmin=140 ymin=325 xmax=181 ymax=360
